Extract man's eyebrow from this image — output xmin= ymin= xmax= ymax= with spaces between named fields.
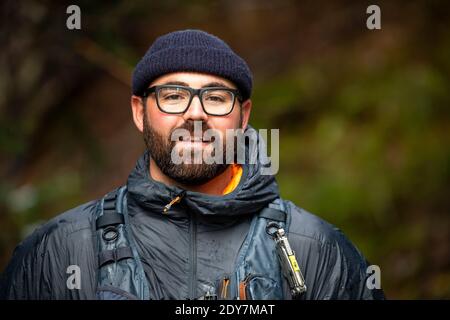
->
xmin=159 ymin=81 xmax=189 ymax=86
xmin=201 ymin=81 xmax=231 ymax=88
xmin=157 ymin=81 xmax=234 ymax=88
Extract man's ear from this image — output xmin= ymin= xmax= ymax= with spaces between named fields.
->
xmin=131 ymin=95 xmax=145 ymax=133
xmin=240 ymin=99 xmax=252 ymax=130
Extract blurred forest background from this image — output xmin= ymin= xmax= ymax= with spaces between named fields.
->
xmin=0 ymin=0 xmax=449 ymax=299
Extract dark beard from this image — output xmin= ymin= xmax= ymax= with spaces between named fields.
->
xmin=143 ymin=114 xmax=230 ymax=186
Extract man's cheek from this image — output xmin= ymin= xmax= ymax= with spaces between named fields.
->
xmin=149 ymin=116 xmax=176 ymax=138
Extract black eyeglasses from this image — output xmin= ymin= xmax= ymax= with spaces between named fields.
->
xmin=141 ymin=85 xmax=242 ymax=116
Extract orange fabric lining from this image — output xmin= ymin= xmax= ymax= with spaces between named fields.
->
xmin=222 ymin=164 xmax=243 ymax=195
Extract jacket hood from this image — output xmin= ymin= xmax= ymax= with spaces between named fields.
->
xmin=126 ymin=126 xmax=280 ymax=217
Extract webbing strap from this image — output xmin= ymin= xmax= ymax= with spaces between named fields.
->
xmin=95 ymin=190 xmax=124 ymax=230
xmin=98 ymin=247 xmax=134 ymax=267
xmin=258 ymin=207 xmax=286 ymax=222
xmin=96 ymin=213 xmax=124 ymax=229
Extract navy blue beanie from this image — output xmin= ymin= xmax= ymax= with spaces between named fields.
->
xmin=132 ymin=29 xmax=253 ymax=100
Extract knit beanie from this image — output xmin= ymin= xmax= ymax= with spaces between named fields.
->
xmin=132 ymin=29 xmax=253 ymax=100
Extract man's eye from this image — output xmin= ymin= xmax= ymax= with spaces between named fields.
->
xmin=163 ymin=94 xmax=184 ymax=100
xmin=205 ymin=95 xmax=226 ymax=103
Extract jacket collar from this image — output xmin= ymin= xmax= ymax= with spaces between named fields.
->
xmin=126 ymin=126 xmax=280 ymax=217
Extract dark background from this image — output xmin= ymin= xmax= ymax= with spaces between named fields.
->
xmin=0 ymin=0 xmax=449 ymax=299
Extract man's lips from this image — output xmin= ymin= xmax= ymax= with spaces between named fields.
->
xmin=190 ymin=136 xmax=208 ymax=142
xmin=177 ymin=135 xmax=215 ymax=143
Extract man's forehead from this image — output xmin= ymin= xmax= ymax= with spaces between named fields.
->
xmin=149 ymin=72 xmax=237 ymax=89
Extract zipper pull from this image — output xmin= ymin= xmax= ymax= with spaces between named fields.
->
xmin=163 ymin=190 xmax=186 ymax=214
xmin=220 ymin=278 xmax=230 ymax=299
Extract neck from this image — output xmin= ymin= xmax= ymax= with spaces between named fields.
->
xmin=149 ymin=158 xmax=233 ymax=195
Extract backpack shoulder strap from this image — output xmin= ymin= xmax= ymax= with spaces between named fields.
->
xmin=258 ymin=198 xmax=294 ymax=235
xmin=260 ymin=198 xmax=306 ymax=299
xmin=258 ymin=199 xmax=287 ymax=222
xmin=94 ymin=185 xmax=150 ymax=300
xmin=228 ymin=198 xmax=288 ymax=300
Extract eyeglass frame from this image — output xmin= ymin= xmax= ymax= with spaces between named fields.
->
xmin=141 ymin=84 xmax=243 ymax=116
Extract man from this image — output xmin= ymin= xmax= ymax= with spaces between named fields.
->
xmin=0 ymin=29 xmax=384 ymax=300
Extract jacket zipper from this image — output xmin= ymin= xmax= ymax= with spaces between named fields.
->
xmin=189 ymin=211 xmax=197 ymax=299
xmin=163 ymin=191 xmax=195 ymax=299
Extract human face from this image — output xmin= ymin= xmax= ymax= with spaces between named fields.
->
xmin=131 ymin=72 xmax=252 ymax=186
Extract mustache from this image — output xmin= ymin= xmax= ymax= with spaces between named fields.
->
xmin=169 ymin=120 xmax=218 ymax=144
xmin=171 ymin=120 xmax=211 ymax=135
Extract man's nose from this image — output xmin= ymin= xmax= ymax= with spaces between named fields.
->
xmin=183 ymin=95 xmax=208 ymax=122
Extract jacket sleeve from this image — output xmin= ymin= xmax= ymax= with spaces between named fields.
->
xmin=0 ymin=202 xmax=98 ymax=300
xmin=0 ymin=223 xmax=66 ymax=299
xmin=286 ymin=202 xmax=385 ymax=300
